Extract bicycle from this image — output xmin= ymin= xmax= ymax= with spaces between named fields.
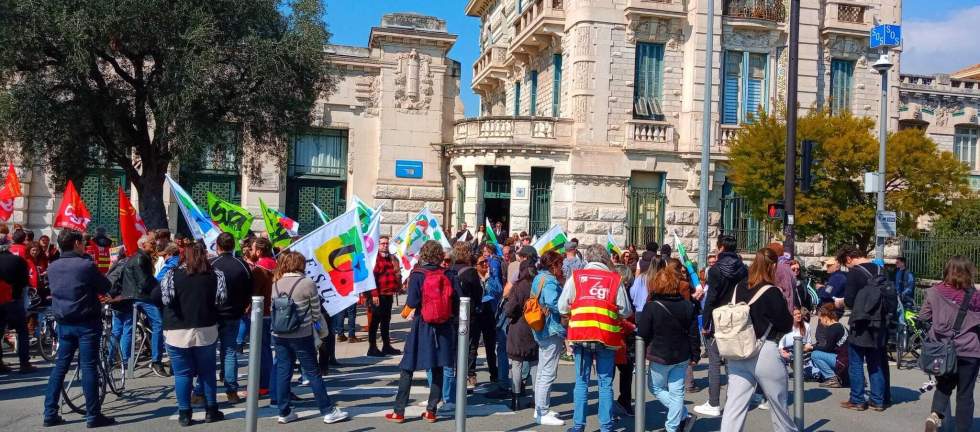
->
xmin=61 ymin=304 xmax=127 ymax=415
xmin=893 ymin=307 xmax=928 ymax=369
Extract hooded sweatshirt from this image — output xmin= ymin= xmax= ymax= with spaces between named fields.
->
xmin=920 ymin=282 xmax=980 ymax=358
xmin=703 ymin=251 xmax=748 ymax=333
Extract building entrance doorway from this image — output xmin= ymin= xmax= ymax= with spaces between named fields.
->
xmin=482 ymin=166 xmax=511 ymax=235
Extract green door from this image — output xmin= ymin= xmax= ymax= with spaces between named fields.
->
xmin=529 ymin=168 xmax=552 ymax=236
xmin=628 ymin=187 xmax=665 ymax=247
xmin=286 ymin=179 xmax=346 ymax=235
xmin=80 ymin=169 xmax=127 ymax=241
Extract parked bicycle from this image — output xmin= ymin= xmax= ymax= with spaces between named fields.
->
xmin=61 ymin=304 xmax=127 ymax=415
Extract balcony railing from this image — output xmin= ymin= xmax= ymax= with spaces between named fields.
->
xmin=452 ymin=116 xmax=572 ymax=149
xmin=471 ymin=45 xmax=508 ymax=93
xmin=511 ymin=0 xmax=565 ymax=55
xmin=625 ymin=119 xmax=677 ymax=152
xmin=837 ymin=4 xmax=864 ymax=24
xmin=717 ymin=123 xmax=741 ymax=152
xmin=625 ymin=0 xmax=686 ymax=19
xmin=723 ymin=0 xmax=786 ymax=23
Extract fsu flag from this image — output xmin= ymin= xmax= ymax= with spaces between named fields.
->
xmin=53 ymin=180 xmax=92 ymax=232
xmin=0 ymin=163 xmax=22 ymax=221
xmin=118 ymin=187 xmax=147 ymax=257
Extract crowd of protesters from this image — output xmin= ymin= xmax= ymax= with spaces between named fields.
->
xmin=0 ymin=221 xmax=977 ymax=432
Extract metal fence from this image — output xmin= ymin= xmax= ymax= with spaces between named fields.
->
xmin=902 ymin=236 xmax=980 ymax=281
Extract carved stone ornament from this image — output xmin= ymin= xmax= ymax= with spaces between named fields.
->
xmin=354 ymin=73 xmax=380 ymax=116
xmin=723 ymin=28 xmax=777 ymax=51
xmin=553 ymin=174 xmax=629 ymax=187
xmin=626 ymin=18 xmax=683 ymax=49
xmin=393 ymin=49 xmax=434 ymax=112
xmin=826 ymin=35 xmax=868 ymax=62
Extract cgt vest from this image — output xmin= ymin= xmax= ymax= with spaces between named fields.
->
xmin=567 ymin=268 xmax=624 ymax=349
xmin=86 ymin=241 xmax=111 ymax=274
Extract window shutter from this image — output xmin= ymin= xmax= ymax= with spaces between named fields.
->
xmin=530 ymin=70 xmax=539 ymax=116
xmin=514 ymin=81 xmax=522 ymax=116
xmin=830 ymin=59 xmax=854 ymax=115
xmin=722 ymin=51 xmax=742 ymax=124
xmin=552 ymin=54 xmax=562 ymax=117
xmin=744 ymin=53 xmax=766 ymax=123
xmin=633 ymin=43 xmax=665 ymax=119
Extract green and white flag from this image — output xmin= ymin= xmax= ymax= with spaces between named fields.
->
xmin=672 ymin=230 xmax=703 ymax=289
xmin=206 ymin=192 xmax=254 ymax=249
xmin=349 ymin=195 xmax=375 ymax=235
xmin=165 ymin=174 xmax=220 ymax=251
xmin=605 ymin=229 xmax=622 ymax=256
xmin=532 ymin=224 xmax=567 ymax=255
xmin=312 ymin=203 xmax=329 ymax=225
xmin=484 ymin=218 xmax=498 ymax=245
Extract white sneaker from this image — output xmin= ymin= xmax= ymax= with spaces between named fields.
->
xmin=323 ymin=407 xmax=349 ymax=424
xmin=438 ymin=402 xmax=455 ymax=414
xmin=693 ymin=402 xmax=722 ymax=417
xmin=758 ymin=400 xmax=770 ymax=410
xmin=533 ymin=409 xmax=559 ymax=420
xmin=277 ymin=411 xmax=298 ymax=424
xmin=417 ymin=400 xmax=443 ymax=408
xmin=537 ymin=412 xmax=565 ymax=426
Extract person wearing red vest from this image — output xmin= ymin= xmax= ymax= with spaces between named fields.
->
xmin=558 ymin=244 xmax=633 ymax=432
xmin=85 ymin=228 xmax=113 ymax=275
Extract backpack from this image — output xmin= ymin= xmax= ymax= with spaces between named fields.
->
xmin=918 ymin=288 xmax=975 ymax=377
xmin=418 ymin=269 xmax=454 ymax=324
xmin=851 ymin=265 xmax=898 ymax=329
xmin=712 ymin=284 xmax=774 ymax=360
xmin=270 ymin=278 xmax=307 ymax=334
xmin=524 ymin=278 xmax=547 ymax=332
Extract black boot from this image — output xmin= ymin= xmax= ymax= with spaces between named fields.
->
xmin=510 ymin=390 xmax=518 ymax=411
xmin=178 ymin=409 xmax=194 ymax=427
xmin=367 ymin=345 xmax=385 ymax=357
xmin=204 ymin=405 xmax=224 ymax=423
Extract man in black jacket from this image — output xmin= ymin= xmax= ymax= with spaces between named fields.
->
xmin=837 ymin=246 xmax=889 ymax=411
xmin=192 ymin=232 xmax=251 ymax=404
xmin=694 ymin=234 xmax=748 ymax=418
xmin=42 ymin=230 xmax=116 ymax=428
xmin=0 ymin=244 xmax=33 ymax=374
xmin=115 ymin=233 xmax=169 ymax=377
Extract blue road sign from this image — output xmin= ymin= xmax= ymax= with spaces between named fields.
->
xmin=395 ymin=160 xmax=423 ymax=179
xmin=871 ymin=24 xmax=901 ymax=49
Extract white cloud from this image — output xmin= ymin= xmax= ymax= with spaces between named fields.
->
xmin=902 ymin=5 xmax=980 ymax=75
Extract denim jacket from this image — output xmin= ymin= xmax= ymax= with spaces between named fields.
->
xmin=531 ymin=270 xmax=566 ymax=342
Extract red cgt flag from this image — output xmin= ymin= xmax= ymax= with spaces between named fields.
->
xmin=0 ymin=162 xmax=22 ymax=221
xmin=53 ymin=180 xmax=92 ymax=232
xmin=118 ymin=187 xmax=147 ymax=257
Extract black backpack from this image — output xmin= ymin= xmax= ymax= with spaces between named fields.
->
xmin=851 ymin=265 xmax=898 ymax=330
xmin=271 ymin=278 xmax=307 ymax=334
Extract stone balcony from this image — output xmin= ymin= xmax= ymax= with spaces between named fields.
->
xmin=451 ymin=116 xmax=573 ymax=153
xmin=822 ymin=1 xmax=870 ymax=37
xmin=624 ymin=119 xmax=677 ymax=152
xmin=472 ymin=45 xmax=508 ymax=94
xmin=716 ymin=123 xmax=741 ymax=153
xmin=722 ymin=0 xmax=786 ymax=30
xmin=510 ymin=0 xmax=565 ymax=61
xmin=625 ymin=0 xmax=686 ymax=20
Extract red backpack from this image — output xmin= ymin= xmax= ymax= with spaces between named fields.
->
xmin=418 ymin=269 xmax=454 ymax=324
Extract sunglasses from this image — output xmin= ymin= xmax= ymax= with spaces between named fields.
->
xmin=477 ymin=261 xmax=488 ymax=266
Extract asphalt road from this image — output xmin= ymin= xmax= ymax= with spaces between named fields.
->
xmin=2 ymin=303 xmax=977 ymax=432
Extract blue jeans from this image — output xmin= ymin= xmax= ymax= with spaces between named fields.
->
xmin=258 ymin=317 xmax=274 ymax=393
xmin=648 ymin=361 xmax=688 ymax=432
xmin=572 ymin=345 xmax=615 ymax=431
xmin=237 ymin=317 xmax=249 ymax=346
xmin=194 ymin=319 xmax=241 ymax=394
xmin=810 ymin=350 xmax=837 ymax=380
xmin=110 ymin=307 xmax=133 ymax=364
xmin=135 ymin=300 xmax=164 ymax=362
xmin=167 ymin=342 xmax=218 ymax=410
xmin=1 ymin=300 xmax=30 ymax=366
xmin=43 ymin=322 xmax=103 ymax=421
xmin=332 ymin=305 xmax=357 ymax=337
xmin=275 ymin=335 xmax=335 ymax=416
xmin=534 ymin=335 xmax=564 ymax=417
xmin=427 ymin=367 xmax=455 ymax=403
xmin=495 ymin=325 xmax=510 ymax=388
xmin=849 ymin=344 xmax=885 ymax=406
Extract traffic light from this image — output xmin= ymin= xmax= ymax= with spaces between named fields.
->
xmin=768 ymin=201 xmax=785 ymax=221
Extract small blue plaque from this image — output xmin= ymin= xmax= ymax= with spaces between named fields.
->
xmin=395 ymin=160 xmax=423 ymax=179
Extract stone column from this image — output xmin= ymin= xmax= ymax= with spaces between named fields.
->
xmin=509 ymin=171 xmax=531 ymax=235
xmin=462 ymin=168 xmax=480 ymax=229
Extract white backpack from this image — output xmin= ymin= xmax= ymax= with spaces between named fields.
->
xmin=712 ymin=284 xmax=773 ymax=360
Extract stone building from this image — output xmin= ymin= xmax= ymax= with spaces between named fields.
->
xmin=898 ymin=71 xmax=980 ymax=191
xmin=454 ymin=0 xmax=902 ymax=254
xmin=7 ymin=13 xmax=463 ymax=239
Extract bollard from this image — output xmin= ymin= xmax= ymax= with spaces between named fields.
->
xmin=455 ymin=297 xmax=471 ymax=432
xmin=127 ymin=303 xmax=138 ymax=379
xmin=793 ymin=336 xmax=805 ymax=431
xmin=245 ymin=297 xmax=264 ymax=432
xmin=634 ymin=336 xmax=646 ymax=432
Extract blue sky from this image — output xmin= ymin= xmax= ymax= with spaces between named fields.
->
xmin=325 ymin=0 xmax=980 ymax=117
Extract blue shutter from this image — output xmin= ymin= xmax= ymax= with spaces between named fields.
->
xmin=530 ymin=70 xmax=538 ymax=116
xmin=633 ymin=43 xmax=665 ymax=119
xmin=830 ymin=59 xmax=855 ymax=115
xmin=722 ymin=51 xmax=741 ymax=124
xmin=552 ymin=54 xmax=562 ymax=117
xmin=744 ymin=53 xmax=766 ymax=123
xmin=514 ymin=82 xmax=521 ymax=116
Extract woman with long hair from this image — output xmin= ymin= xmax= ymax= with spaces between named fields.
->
xmin=529 ymin=250 xmax=566 ymax=426
xmin=152 ymin=242 xmax=227 ymax=426
xmin=637 ymin=256 xmax=701 ymax=431
xmin=719 ymin=248 xmax=795 ymax=432
xmin=807 ymin=303 xmax=847 ymax=387
xmin=503 ymin=259 xmax=540 ymax=410
xmin=921 ymin=256 xmax=979 ymax=432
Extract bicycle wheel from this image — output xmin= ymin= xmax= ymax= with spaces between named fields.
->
xmin=38 ymin=323 xmax=58 ymax=363
xmin=908 ymin=331 xmax=923 ymax=360
xmin=61 ymin=359 xmax=107 ymax=415
xmin=101 ymin=336 xmax=126 ymax=395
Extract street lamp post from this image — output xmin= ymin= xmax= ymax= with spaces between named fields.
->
xmin=783 ymin=0 xmax=801 ymax=258
xmin=697 ymin=0 xmax=715 ymax=268
xmin=873 ymin=52 xmax=893 ymax=259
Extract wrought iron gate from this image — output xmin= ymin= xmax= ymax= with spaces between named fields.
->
xmin=628 ymin=187 xmax=665 ymax=247
xmin=79 ymin=169 xmax=127 ymax=240
xmin=286 ymin=179 xmax=346 ymax=236
xmin=529 ymin=168 xmax=552 ymax=236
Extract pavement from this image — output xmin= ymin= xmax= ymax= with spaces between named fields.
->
xmin=2 ymin=299 xmax=978 ymax=432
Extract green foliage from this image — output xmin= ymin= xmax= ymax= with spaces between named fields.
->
xmin=726 ymin=109 xmax=971 ymax=252
xmin=0 ymin=0 xmax=335 ymax=227
xmin=931 ymin=197 xmax=980 ymax=236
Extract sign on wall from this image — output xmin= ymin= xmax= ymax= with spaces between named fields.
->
xmin=395 ymin=160 xmax=423 ymax=179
